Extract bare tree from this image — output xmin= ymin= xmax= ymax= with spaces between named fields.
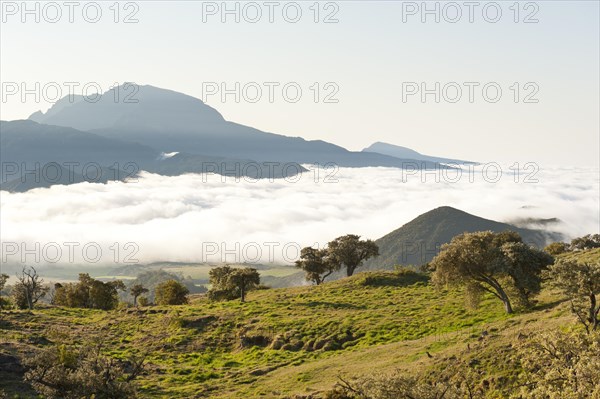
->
xmin=14 ymin=266 xmax=48 ymax=310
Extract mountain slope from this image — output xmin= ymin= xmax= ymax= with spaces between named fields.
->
xmin=365 ymin=206 xmax=562 ymax=270
xmin=0 ymin=120 xmax=305 ymax=191
xmin=0 ymin=120 xmax=159 ymax=167
xmin=363 ymin=141 xmax=474 ymax=164
xmin=27 ymin=85 xmax=449 ymax=169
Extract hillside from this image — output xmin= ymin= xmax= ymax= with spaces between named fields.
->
xmin=364 ymin=206 xmax=563 ymax=270
xmin=0 ymin=267 xmax=584 ymax=398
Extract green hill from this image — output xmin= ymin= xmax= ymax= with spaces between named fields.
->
xmin=364 ymin=206 xmax=563 ymax=270
xmin=3 ymin=255 xmax=595 ymax=398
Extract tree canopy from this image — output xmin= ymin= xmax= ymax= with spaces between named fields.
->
xmin=545 ymin=260 xmax=600 ymax=333
xmin=295 ymin=247 xmax=336 ymax=285
xmin=130 ymin=284 xmax=149 ymax=307
xmin=328 ymin=234 xmax=380 ymax=277
xmin=154 ymin=280 xmax=189 ymax=305
xmin=53 ymin=274 xmax=126 ymax=310
xmin=208 ymin=266 xmax=260 ymax=302
xmin=431 ymin=231 xmax=553 ymax=313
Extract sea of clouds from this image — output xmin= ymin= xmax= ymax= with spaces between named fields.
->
xmin=1 ymin=163 xmax=598 ymax=267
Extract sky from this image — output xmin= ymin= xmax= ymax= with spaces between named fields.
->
xmin=1 ymin=1 xmax=599 ymax=167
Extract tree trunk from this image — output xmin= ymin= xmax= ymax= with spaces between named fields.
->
xmin=503 ymin=299 xmax=514 ymax=314
xmin=497 ymin=288 xmax=514 ymax=314
xmin=346 ymin=266 xmax=355 ymax=277
xmin=27 ymin=293 xmax=34 ymax=310
xmin=485 ymin=277 xmax=514 ymax=314
xmin=240 ymin=287 xmax=245 ymax=303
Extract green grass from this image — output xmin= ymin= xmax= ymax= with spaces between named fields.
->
xmin=3 ymin=247 xmax=597 ymax=398
xmin=556 ymin=247 xmax=600 ymax=264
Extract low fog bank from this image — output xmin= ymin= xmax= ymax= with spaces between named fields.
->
xmin=1 ymin=164 xmax=598 ymax=267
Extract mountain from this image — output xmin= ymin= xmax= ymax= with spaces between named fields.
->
xmin=364 ymin=206 xmax=563 ymax=270
xmin=0 ymin=120 xmax=158 ymax=167
xmin=362 ymin=142 xmax=475 ymax=164
xmin=28 ymin=85 xmax=449 ymax=169
xmin=0 ymin=120 xmax=305 ymax=191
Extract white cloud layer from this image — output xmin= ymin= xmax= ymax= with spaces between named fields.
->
xmin=1 ymin=164 xmax=598 ymax=267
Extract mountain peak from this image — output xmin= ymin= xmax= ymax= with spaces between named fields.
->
xmin=27 ymin=84 xmax=225 ymax=132
xmin=364 ymin=206 xmax=562 ymax=270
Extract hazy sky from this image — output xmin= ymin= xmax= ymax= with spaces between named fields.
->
xmin=1 ymin=1 xmax=599 ymax=166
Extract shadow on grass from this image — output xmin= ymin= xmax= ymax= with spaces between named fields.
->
xmin=300 ymin=301 xmax=366 ymax=310
xmin=530 ymin=298 xmax=566 ymax=312
xmin=358 ymin=271 xmax=430 ymax=287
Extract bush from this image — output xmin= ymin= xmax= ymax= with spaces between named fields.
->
xmin=154 ymin=280 xmax=189 ymax=305
xmin=544 ymin=241 xmax=569 ymax=256
xmin=53 ymin=274 xmax=126 ymax=310
xmin=326 ymin=370 xmax=477 ymax=399
xmin=137 ymin=296 xmax=149 ymax=307
xmin=24 ymin=344 xmax=145 ymax=399
xmin=517 ymin=330 xmax=600 ymax=398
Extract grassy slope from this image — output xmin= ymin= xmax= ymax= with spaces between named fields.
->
xmin=1 ymin=249 xmax=597 ymax=398
xmin=556 ymin=247 xmax=600 ymax=263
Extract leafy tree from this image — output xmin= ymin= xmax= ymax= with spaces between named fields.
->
xmin=544 ymin=241 xmax=569 ymax=256
xmin=208 ymin=265 xmax=238 ymax=301
xmin=53 ymin=274 xmax=126 ymax=310
xmin=129 ymin=284 xmax=149 ymax=307
xmin=0 ymin=273 xmax=7 ymax=291
xmin=569 ymin=233 xmax=600 ymax=251
xmin=327 ymin=234 xmax=379 ymax=277
xmin=208 ymin=266 xmax=260 ymax=302
xmin=431 ymin=231 xmax=552 ymax=314
xmin=13 ymin=266 xmax=49 ymax=310
xmin=154 ymin=280 xmax=189 ymax=305
xmin=296 ymin=247 xmax=337 ymax=285
xmin=24 ymin=343 xmax=145 ymax=399
xmin=501 ymin=241 xmax=554 ymax=308
xmin=129 ymin=270 xmax=204 ymax=302
xmin=228 ymin=268 xmax=260 ymax=302
xmin=544 ymin=260 xmax=600 ymax=333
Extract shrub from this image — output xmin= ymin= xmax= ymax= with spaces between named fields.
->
xmin=154 ymin=280 xmax=189 ymax=305
xmin=53 ymin=274 xmax=126 ymax=310
xmin=24 ymin=343 xmax=145 ymax=399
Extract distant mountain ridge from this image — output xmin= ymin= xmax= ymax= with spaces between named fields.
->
xmin=364 ymin=206 xmax=563 ymax=270
xmin=3 ymin=84 xmax=470 ymax=191
xmin=26 ymin=84 xmax=451 ymax=169
xmin=0 ymin=120 xmax=306 ymax=192
xmin=362 ymin=142 xmax=475 ymax=164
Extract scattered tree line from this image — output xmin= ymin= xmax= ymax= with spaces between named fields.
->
xmin=295 ymin=234 xmax=380 ymax=285
xmin=0 ymin=268 xmax=192 ymax=311
xmin=544 ymin=233 xmax=600 ymax=255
